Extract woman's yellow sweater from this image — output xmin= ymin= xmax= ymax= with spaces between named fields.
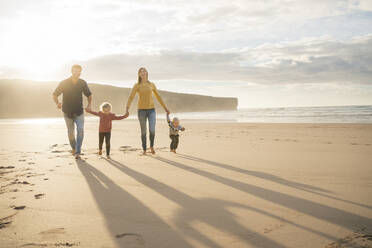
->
xmin=126 ymin=81 xmax=167 ymax=110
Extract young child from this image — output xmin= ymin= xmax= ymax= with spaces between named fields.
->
xmin=85 ymin=102 xmax=128 ymax=159
xmin=167 ymin=113 xmax=185 ymax=153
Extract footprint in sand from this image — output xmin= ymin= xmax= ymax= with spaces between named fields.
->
xmin=0 ymin=220 xmax=12 ymax=229
xmin=116 ymin=233 xmax=145 ymax=247
xmin=263 ymin=223 xmax=285 ymax=234
xmin=22 ymin=241 xmax=79 ymax=247
xmin=120 ymin=146 xmax=141 ymax=152
xmin=0 ymin=213 xmax=17 ymax=229
xmin=0 ymin=166 xmax=15 ymax=169
xmin=34 ymin=194 xmax=45 ymax=199
xmin=36 ymin=228 xmax=81 ymax=247
xmin=325 ymin=228 xmax=372 ymax=248
xmin=13 ymin=206 xmax=26 ymax=210
xmin=54 ymin=242 xmax=80 ymax=247
xmin=39 ymin=227 xmax=65 ymax=236
xmin=17 ymin=181 xmax=30 ymax=185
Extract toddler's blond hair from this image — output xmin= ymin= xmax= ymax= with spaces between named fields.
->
xmin=100 ymin=102 xmax=112 ymax=111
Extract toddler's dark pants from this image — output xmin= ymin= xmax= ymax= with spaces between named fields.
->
xmin=170 ymin=134 xmax=179 ymax=150
xmin=99 ymin=132 xmax=111 ymax=155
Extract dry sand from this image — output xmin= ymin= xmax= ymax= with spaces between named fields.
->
xmin=0 ymin=119 xmax=371 ymax=248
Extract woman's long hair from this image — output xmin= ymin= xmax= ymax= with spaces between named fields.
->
xmin=137 ymin=67 xmax=148 ymax=84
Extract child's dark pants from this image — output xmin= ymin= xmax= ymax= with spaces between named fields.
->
xmin=99 ymin=132 xmax=111 ymax=155
xmin=170 ymin=134 xmax=179 ymax=150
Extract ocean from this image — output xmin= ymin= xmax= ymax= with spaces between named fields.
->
xmin=1 ymin=105 xmax=371 ymax=124
xmin=174 ymin=105 xmax=372 ymax=123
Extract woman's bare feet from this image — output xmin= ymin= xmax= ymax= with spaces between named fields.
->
xmin=150 ymin=147 xmax=155 ymax=154
xmin=98 ymin=150 xmax=102 ymax=155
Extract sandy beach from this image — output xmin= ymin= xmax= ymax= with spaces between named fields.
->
xmin=0 ymin=119 xmax=371 ymax=248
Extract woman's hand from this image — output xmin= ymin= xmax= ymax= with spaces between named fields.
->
xmin=165 ymin=108 xmax=170 ymax=115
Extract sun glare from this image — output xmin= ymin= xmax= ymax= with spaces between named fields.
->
xmin=0 ymin=7 xmax=98 ymax=80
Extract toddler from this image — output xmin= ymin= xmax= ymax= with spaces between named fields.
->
xmin=86 ymin=102 xmax=128 ymax=159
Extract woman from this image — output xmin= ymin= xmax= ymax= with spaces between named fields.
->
xmin=125 ymin=67 xmax=170 ymax=155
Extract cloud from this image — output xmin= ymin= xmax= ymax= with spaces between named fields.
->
xmin=0 ymin=0 xmax=371 ymax=85
xmin=75 ymin=34 xmax=372 ymax=85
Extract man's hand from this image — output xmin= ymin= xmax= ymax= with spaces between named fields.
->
xmin=86 ymin=104 xmax=91 ymax=112
xmin=57 ymin=103 xmax=62 ymax=109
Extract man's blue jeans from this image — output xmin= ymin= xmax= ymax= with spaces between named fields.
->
xmin=138 ymin=109 xmax=156 ymax=151
xmin=64 ymin=113 xmax=84 ymax=154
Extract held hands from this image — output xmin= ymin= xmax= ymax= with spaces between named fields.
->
xmin=123 ymin=112 xmax=129 ymax=119
xmin=56 ymin=103 xmax=62 ymax=109
xmin=85 ymin=105 xmax=92 ymax=112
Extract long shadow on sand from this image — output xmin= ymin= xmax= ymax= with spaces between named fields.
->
xmin=105 ymin=159 xmax=290 ymax=248
xmin=76 ymin=160 xmax=193 ymax=248
xmin=106 ymin=159 xmax=341 ymax=247
xmin=152 ymin=156 xmax=372 ymax=233
xmin=177 ymin=154 xmax=372 ymax=210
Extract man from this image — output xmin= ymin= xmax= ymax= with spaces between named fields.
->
xmin=53 ymin=64 xmax=92 ymax=159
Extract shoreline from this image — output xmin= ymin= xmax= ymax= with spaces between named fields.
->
xmin=1 ymin=117 xmax=372 ymax=125
xmin=0 ymin=105 xmax=371 ymax=124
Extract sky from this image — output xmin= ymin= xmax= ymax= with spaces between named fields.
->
xmin=0 ymin=0 xmax=372 ymax=108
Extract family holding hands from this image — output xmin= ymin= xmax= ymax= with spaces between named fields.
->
xmin=53 ymin=65 xmax=185 ymax=159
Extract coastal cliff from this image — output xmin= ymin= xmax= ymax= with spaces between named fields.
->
xmin=0 ymin=79 xmax=238 ymax=118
